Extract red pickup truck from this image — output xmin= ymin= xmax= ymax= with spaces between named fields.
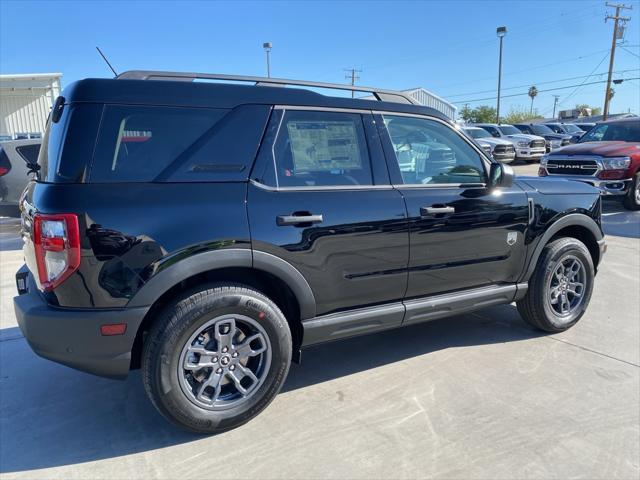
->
xmin=539 ymin=117 xmax=640 ymax=210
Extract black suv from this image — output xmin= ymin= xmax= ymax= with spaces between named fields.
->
xmin=14 ymin=71 xmax=606 ymax=434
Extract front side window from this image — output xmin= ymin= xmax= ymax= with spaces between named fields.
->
xmin=546 ymin=124 xmax=564 ymax=134
xmin=270 ymin=110 xmax=372 ymax=187
xmin=531 ymin=125 xmax=555 ymax=135
xmin=515 ymin=125 xmax=532 ymax=134
xmin=384 ymin=116 xmax=486 ymax=185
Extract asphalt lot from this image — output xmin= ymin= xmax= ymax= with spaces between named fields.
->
xmin=0 ymin=164 xmax=639 ymax=479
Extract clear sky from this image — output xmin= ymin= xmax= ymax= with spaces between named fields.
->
xmin=1 ymin=0 xmax=639 ymax=117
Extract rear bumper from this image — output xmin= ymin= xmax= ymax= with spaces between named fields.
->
xmin=13 ymin=266 xmax=149 ymax=379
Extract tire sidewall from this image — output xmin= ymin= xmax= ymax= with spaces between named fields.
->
xmin=537 ymin=241 xmax=594 ymax=331
xmin=148 ymin=287 xmax=291 ymax=433
xmin=623 ymin=172 xmax=640 ymax=210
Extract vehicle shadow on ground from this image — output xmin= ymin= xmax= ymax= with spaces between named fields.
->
xmin=0 ymin=304 xmax=542 ymax=474
xmin=601 ymin=200 xmax=640 ymax=239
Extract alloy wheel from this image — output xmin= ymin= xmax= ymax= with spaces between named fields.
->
xmin=546 ymin=255 xmax=587 ymax=319
xmin=178 ymin=315 xmax=271 ymax=411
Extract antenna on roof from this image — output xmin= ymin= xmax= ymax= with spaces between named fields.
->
xmin=95 ymin=47 xmax=118 ymax=77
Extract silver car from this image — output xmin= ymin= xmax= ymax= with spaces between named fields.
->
xmin=462 ymin=126 xmax=516 ymax=163
xmin=0 ymin=139 xmax=40 ymax=216
xmin=475 ymin=123 xmax=546 ymax=162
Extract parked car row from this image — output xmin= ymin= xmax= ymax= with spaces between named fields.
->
xmin=461 ymin=121 xmax=597 ymax=164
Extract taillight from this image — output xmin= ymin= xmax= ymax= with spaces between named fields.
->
xmin=33 ymin=214 xmax=80 ymax=291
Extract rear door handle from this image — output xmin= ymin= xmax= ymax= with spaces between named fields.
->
xmin=420 ymin=206 xmax=455 ymax=217
xmin=276 ymin=214 xmax=324 ymax=226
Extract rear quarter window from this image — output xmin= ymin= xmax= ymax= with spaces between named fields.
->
xmin=90 ymin=104 xmax=270 ymax=183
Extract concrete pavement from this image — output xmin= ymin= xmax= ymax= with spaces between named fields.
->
xmin=0 ymin=169 xmax=638 ymax=479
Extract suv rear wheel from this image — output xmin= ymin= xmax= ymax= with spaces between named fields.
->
xmin=623 ymin=172 xmax=640 ymax=211
xmin=142 ymin=284 xmax=292 ymax=434
xmin=517 ymin=237 xmax=594 ymax=332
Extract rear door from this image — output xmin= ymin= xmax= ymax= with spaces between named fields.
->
xmin=376 ymin=113 xmax=529 ymax=305
xmin=248 ymin=107 xmax=409 ymax=317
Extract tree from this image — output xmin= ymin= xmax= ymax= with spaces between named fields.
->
xmin=459 ymin=105 xmax=497 ymax=123
xmin=503 ymin=106 xmax=542 ymax=124
xmin=528 ymin=86 xmax=538 ymax=115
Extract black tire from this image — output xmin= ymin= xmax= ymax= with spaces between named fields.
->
xmin=517 ymin=237 xmax=594 ymax=333
xmin=622 ymin=172 xmax=640 ymax=211
xmin=142 ymin=284 xmax=292 ymax=434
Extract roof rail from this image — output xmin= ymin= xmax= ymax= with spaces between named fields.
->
xmin=116 ymin=70 xmax=419 ymax=105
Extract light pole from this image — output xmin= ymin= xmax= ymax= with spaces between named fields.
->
xmin=496 ymin=26 xmax=507 ymax=124
xmin=263 ymin=42 xmax=272 ymax=78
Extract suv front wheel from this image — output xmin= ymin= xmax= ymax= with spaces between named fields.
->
xmin=517 ymin=237 xmax=595 ymax=332
xmin=623 ymin=172 xmax=640 ymax=211
xmin=142 ymin=284 xmax=292 ymax=434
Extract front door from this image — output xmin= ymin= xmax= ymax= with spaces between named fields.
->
xmin=376 ymin=113 xmax=529 ymax=300
xmin=248 ymin=108 xmax=409 ymax=317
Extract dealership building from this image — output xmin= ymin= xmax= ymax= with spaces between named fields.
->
xmin=0 ymin=73 xmax=62 ymax=140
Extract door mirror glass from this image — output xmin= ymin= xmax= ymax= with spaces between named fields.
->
xmin=489 ymin=162 xmax=514 ymax=188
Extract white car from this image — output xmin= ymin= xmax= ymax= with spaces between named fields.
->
xmin=475 ymin=123 xmax=546 ymax=162
xmin=0 ymin=139 xmax=40 ymax=216
xmin=462 ymin=126 xmax=516 ymax=163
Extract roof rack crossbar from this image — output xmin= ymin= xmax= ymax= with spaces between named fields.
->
xmin=116 ymin=70 xmax=418 ymax=105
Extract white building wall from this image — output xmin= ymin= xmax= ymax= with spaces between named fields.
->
xmin=404 ymin=88 xmax=457 ymax=120
xmin=0 ymin=74 xmax=61 ymax=138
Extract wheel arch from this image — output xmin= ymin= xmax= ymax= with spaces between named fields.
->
xmin=521 ymin=213 xmax=603 ymax=282
xmin=127 ymin=248 xmax=316 ymax=369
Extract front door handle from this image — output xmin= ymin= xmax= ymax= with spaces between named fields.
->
xmin=277 ymin=214 xmax=324 ymax=226
xmin=420 ymin=206 xmax=455 ymax=217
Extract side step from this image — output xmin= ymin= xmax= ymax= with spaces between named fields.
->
xmin=301 ymin=283 xmax=526 ymax=347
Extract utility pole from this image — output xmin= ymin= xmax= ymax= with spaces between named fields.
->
xmin=552 ymin=95 xmax=560 ymax=119
xmin=344 ymin=68 xmax=362 ymax=98
xmin=603 ymin=3 xmax=632 ymax=120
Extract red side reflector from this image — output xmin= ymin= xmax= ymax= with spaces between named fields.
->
xmin=0 ymin=167 xmax=9 ymax=177
xmin=100 ymin=323 xmax=127 ymax=336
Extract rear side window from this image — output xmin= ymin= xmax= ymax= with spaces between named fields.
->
xmin=91 ymin=106 xmax=228 ymax=182
xmin=267 ymin=110 xmax=373 ymax=187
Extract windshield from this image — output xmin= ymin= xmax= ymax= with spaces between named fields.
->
xmin=531 ymin=124 xmax=555 ymax=135
xmin=563 ymin=124 xmax=582 ymax=133
xmin=579 ymin=121 xmax=640 ymax=143
xmin=498 ymin=125 xmax=522 ymax=136
xmin=464 ymin=128 xmax=491 ymax=139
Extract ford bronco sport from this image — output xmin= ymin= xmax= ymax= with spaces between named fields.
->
xmin=14 ymin=71 xmax=606 ymax=433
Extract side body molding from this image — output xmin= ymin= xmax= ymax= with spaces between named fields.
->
xmin=127 ymin=248 xmax=317 ymax=320
xmin=520 ymin=213 xmax=603 ymax=282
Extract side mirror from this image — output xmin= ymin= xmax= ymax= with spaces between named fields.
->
xmin=489 ymin=162 xmax=514 ymax=188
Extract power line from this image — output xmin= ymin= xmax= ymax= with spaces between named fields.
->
xmin=446 ymin=68 xmax=639 ymax=99
xmin=451 ymin=76 xmax=640 ymax=104
xmin=435 ymin=48 xmax=611 ymax=94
